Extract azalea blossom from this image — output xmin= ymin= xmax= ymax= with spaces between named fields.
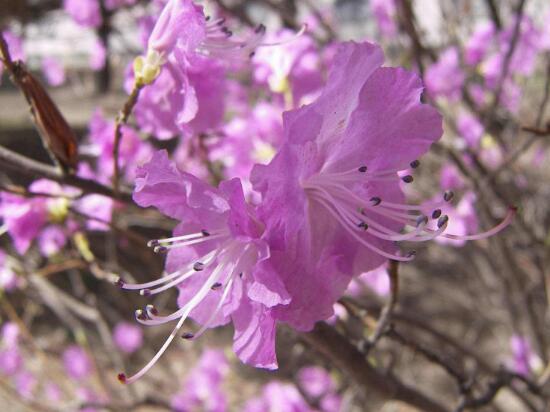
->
xmin=113 ymin=322 xmax=143 ymax=354
xmin=117 ymin=150 xmax=288 ymax=383
xmin=63 ymin=0 xmax=101 ymax=28
xmin=425 ymin=47 xmax=464 ymax=101
xmin=171 ymin=349 xmax=229 ymax=412
xmin=252 ymin=41 xmax=515 ymax=330
xmin=63 ymin=345 xmax=93 ymax=381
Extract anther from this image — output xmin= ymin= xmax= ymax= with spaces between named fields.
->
xmin=357 ymin=221 xmax=369 ymax=231
xmin=135 ymin=309 xmax=147 ymax=321
xmin=255 ymin=24 xmax=266 ymax=33
xmin=432 ymin=209 xmax=442 ymax=219
xmin=358 ymin=165 xmax=368 ymax=173
xmin=146 ymin=304 xmax=158 ymax=316
xmin=216 ymin=18 xmax=226 ymax=26
xmin=114 ymin=278 xmax=124 ymax=288
xmin=406 ymin=250 xmax=417 ymax=258
xmin=117 ymin=373 xmax=127 ymax=384
xmin=211 ymin=282 xmax=222 ymax=290
xmin=370 ymin=197 xmax=382 ymax=206
xmin=416 ymin=215 xmax=428 ymax=227
xmin=239 ymin=273 xmax=243 ymax=278
xmin=402 ymin=175 xmax=414 ymax=183
xmin=193 ymin=262 xmax=205 ymax=271
xmin=205 ymin=15 xmax=211 ymax=21
xmin=201 ymin=230 xmax=210 ymax=237
xmin=249 ymin=51 xmax=256 ymax=58
xmin=443 ymin=191 xmax=454 ymax=202
xmin=147 ymin=239 xmax=159 ymax=248
xmin=140 ymin=289 xmax=151 ymax=297
xmin=410 ymin=160 xmax=420 ymax=169
xmin=437 ymin=215 xmax=449 ymax=228
xmin=182 ymin=332 xmax=195 ymax=340
xmin=153 ymin=245 xmax=168 ymax=254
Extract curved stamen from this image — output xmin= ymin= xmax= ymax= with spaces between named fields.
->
xmin=153 ymin=233 xmax=227 ymax=251
xmin=431 ymin=207 xmax=516 ymax=241
xmin=311 ymin=191 xmax=414 ymax=262
xmin=121 ymin=258 xmax=233 ymax=383
xmin=118 ymin=250 xmax=217 ymax=291
xmin=258 ymin=24 xmax=307 ymax=47
xmin=188 ymin=274 xmax=236 ymax=340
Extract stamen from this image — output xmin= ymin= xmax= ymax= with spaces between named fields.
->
xmin=258 ymin=24 xmax=307 ymax=47
xmin=370 ymin=197 xmax=382 ymax=206
xmin=437 ymin=215 xmax=449 ymax=228
xmin=358 ymin=166 xmax=368 ymax=173
xmin=444 ymin=191 xmax=454 ymax=202
xmin=432 ymin=209 xmax=442 ymax=219
xmin=182 ymin=332 xmax=194 ymax=340
xmin=121 ymin=258 xmax=231 ymax=383
xmin=410 ymin=160 xmax=420 ymax=169
xmin=401 ymin=175 xmax=414 ymax=183
xmin=435 ymin=206 xmax=516 ymax=241
xmin=310 ymin=191 xmax=414 ymax=261
xmin=135 ymin=310 xmax=147 ymax=321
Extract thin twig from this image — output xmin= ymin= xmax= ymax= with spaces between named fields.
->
xmin=112 ymin=83 xmax=143 ymax=195
xmin=367 ymin=260 xmax=399 ymax=349
xmin=301 ymin=323 xmax=450 ymax=412
xmin=0 ymin=144 xmax=132 ymax=202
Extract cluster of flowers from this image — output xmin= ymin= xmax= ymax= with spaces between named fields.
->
xmin=0 ymin=321 xmax=141 ymax=409
xmin=1 ymin=0 xmax=521 ymax=386
xmin=108 ymin=0 xmax=516 ymax=383
xmin=171 ymin=348 xmax=342 ymax=412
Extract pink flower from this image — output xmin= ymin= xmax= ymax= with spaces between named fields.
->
xmin=425 ymin=47 xmax=464 ymax=101
xmin=457 ymin=112 xmax=484 ymax=148
xmin=118 ymin=150 xmax=289 ymax=383
xmin=15 ymin=371 xmax=36 ymax=399
xmin=113 ymin=322 xmax=143 ymax=354
xmin=89 ymin=38 xmax=107 ymax=71
xmin=360 ymin=265 xmax=390 ymax=296
xmin=464 ymin=22 xmax=495 ymax=66
xmin=41 ymin=57 xmax=66 ymax=87
xmin=440 ymin=163 xmax=465 ymax=190
xmin=63 ymin=345 xmax=93 ymax=380
xmin=171 ymin=349 xmax=229 ymax=412
xmin=0 ymin=180 xmax=68 ymax=255
xmin=244 ymin=382 xmax=311 ymax=412
xmin=252 ymin=41 xmax=514 ymax=330
xmin=0 ymin=348 xmax=22 ymax=376
xmin=132 ymin=0 xmax=267 ymax=136
xmin=63 ymin=0 xmax=101 ymax=28
xmin=509 ymin=335 xmax=542 ymax=377
xmin=253 ymin=29 xmax=323 ymax=105
xmin=370 ymin=0 xmax=398 ymax=38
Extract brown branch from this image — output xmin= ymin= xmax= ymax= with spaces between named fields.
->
xmin=0 ymin=144 xmax=132 ymax=202
xmin=484 ymin=0 xmax=502 ymax=30
xmin=367 ymin=260 xmax=399 ymax=349
xmin=487 ymin=0 xmax=527 ymax=117
xmin=301 ymin=322 xmax=450 ymax=412
xmin=387 ymin=327 xmax=469 ymax=392
xmin=112 ymin=83 xmax=143 ymax=195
